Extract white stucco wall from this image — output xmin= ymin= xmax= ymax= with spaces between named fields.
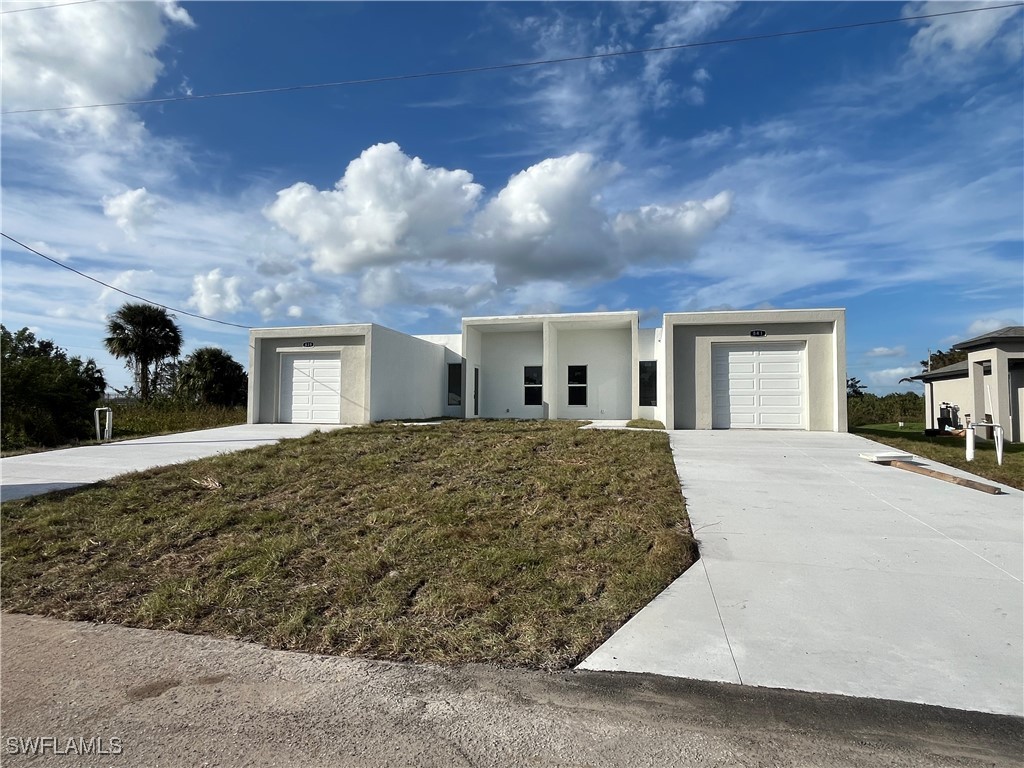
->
xmin=667 ymin=309 xmax=846 ymax=432
xmin=367 ymin=325 xmax=446 ymax=422
xmin=414 ymin=334 xmax=463 ymax=356
xmin=552 ymin=328 xmax=632 ymax=419
xmin=413 ymin=334 xmax=466 ymax=418
xmin=479 ymin=331 xmax=544 ymax=418
xmin=924 ymin=374 xmax=991 ymax=428
xmin=248 ymin=328 xmax=368 ymax=424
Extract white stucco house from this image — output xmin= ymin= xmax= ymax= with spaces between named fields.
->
xmin=911 ymin=326 xmax=1024 ymax=443
xmin=248 ymin=308 xmax=848 ymax=432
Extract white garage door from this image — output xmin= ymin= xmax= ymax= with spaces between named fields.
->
xmin=712 ymin=343 xmax=806 ymax=429
xmin=279 ymin=354 xmax=341 ymax=423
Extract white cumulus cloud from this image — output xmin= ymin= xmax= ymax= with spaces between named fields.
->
xmin=613 ymin=191 xmax=734 ymax=264
xmin=1 ymin=1 xmax=194 ymax=136
xmin=249 ymin=279 xmax=317 ymax=320
xmin=266 ymin=144 xmax=733 ymax=293
xmin=188 ymin=269 xmax=243 ymax=316
xmin=266 ymin=142 xmax=483 ymax=274
xmin=102 ymin=187 xmax=160 ymax=239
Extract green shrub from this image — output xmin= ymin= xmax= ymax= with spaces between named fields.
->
xmin=1 ymin=326 xmax=106 ymax=450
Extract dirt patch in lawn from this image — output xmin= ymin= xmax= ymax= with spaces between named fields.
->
xmin=1 ymin=420 xmax=695 ymax=669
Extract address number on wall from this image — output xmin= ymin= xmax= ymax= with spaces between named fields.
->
xmin=302 ymin=341 xmax=315 ymax=347
xmin=750 ymin=330 xmax=767 ymax=337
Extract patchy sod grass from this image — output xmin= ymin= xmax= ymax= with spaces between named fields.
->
xmin=626 ymin=419 xmax=665 ymax=430
xmin=1 ymin=420 xmax=695 ymax=669
xmin=853 ymin=423 xmax=1023 ymax=490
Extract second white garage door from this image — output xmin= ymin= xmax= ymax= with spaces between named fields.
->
xmin=280 ymin=353 xmax=342 ymax=423
xmin=712 ymin=343 xmax=806 ymax=429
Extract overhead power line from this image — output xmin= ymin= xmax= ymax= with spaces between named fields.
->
xmin=3 ymin=3 xmax=1021 ymax=116
xmin=0 ymin=0 xmax=98 ymax=14
xmin=0 ymin=232 xmax=251 ymax=331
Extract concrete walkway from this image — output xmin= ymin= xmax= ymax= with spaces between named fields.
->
xmin=580 ymin=431 xmax=1023 ymax=716
xmin=0 ymin=423 xmax=346 ymax=502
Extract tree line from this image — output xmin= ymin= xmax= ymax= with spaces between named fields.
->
xmin=846 ymin=377 xmax=924 ymax=427
xmin=2 ymin=303 xmax=247 ymax=450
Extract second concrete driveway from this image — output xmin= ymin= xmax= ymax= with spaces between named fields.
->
xmin=580 ymin=431 xmax=1023 ymax=716
xmin=0 ymin=423 xmax=347 ymax=502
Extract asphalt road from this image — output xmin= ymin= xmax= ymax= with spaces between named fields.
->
xmin=1 ymin=613 xmax=1020 ymax=767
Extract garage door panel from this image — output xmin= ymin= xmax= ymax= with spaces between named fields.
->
xmin=712 ymin=344 xmax=806 ymax=430
xmin=759 ymin=361 xmax=801 ymax=374
xmin=760 ymin=393 xmax=801 ymax=405
xmin=760 ymin=412 xmax=803 ymax=426
xmin=729 ymin=412 xmax=757 ymax=426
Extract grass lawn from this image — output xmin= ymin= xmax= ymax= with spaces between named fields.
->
xmin=1 ymin=420 xmax=695 ymax=670
xmin=1 ymin=403 xmax=247 ymax=457
xmin=853 ymin=423 xmax=1023 ymax=490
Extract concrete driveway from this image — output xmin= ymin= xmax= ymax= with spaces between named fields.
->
xmin=0 ymin=423 xmax=347 ymax=502
xmin=580 ymin=431 xmax=1023 ymax=716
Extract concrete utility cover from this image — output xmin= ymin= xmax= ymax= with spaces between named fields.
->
xmin=580 ymin=431 xmax=1023 ymax=716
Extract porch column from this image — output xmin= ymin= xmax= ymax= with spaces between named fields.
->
xmin=543 ymin=321 xmax=557 ymax=420
xmin=969 ymin=356 xmax=987 ymax=427
xmin=990 ymin=349 xmax=1012 ymax=439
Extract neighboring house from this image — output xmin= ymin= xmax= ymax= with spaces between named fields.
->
xmin=911 ymin=326 xmax=1024 ymax=443
xmin=248 ymin=307 xmax=848 ymax=432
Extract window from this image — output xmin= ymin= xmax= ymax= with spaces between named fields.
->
xmin=639 ymin=360 xmax=657 ymax=406
xmin=524 ymin=365 xmax=543 ymax=406
xmin=447 ymin=363 xmax=462 ymax=406
xmin=567 ymin=365 xmax=587 ymax=406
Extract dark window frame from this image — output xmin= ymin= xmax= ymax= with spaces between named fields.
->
xmin=567 ymin=365 xmax=587 ymax=406
xmin=639 ymin=360 xmax=657 ymax=407
xmin=447 ymin=363 xmax=463 ymax=406
xmin=524 ymin=365 xmax=543 ymax=406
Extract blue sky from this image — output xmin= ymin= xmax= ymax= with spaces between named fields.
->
xmin=2 ymin=1 xmax=1022 ymax=393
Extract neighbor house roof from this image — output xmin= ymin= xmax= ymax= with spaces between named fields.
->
xmin=910 ymin=360 xmax=969 ymax=382
xmin=952 ymin=326 xmax=1024 ymax=352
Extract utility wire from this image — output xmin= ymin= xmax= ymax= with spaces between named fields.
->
xmin=0 ymin=232 xmax=251 ymax=330
xmin=0 ymin=0 xmax=98 ymax=14
xmin=3 ymin=3 xmax=1022 ymax=116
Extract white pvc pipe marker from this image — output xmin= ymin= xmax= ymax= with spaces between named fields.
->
xmin=94 ymin=407 xmax=113 ymax=441
xmin=966 ymin=426 xmax=975 ymax=462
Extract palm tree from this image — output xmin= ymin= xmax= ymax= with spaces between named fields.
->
xmin=176 ymin=347 xmax=248 ymax=407
xmin=104 ymin=303 xmax=183 ymax=402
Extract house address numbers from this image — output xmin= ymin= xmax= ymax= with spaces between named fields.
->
xmin=302 ymin=341 xmax=315 ymax=347
xmin=750 ymin=330 xmax=767 ymax=337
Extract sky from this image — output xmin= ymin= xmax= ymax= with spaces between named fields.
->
xmin=1 ymin=0 xmax=1022 ymax=394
